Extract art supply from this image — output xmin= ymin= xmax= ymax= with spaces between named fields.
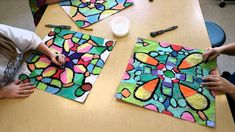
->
xmin=45 ymin=24 xmax=71 ymax=29
xmin=116 ymin=38 xmax=216 ymax=127
xmin=60 ymin=0 xmax=134 ymax=28
xmin=83 ymin=28 xmax=93 ymax=31
xmin=150 ymin=25 xmax=178 ymax=37
xmin=19 ymin=28 xmax=115 ymax=103
xmin=111 ymin=16 xmax=130 ymax=37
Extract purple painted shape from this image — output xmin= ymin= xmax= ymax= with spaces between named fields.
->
xmin=151 ymin=69 xmax=158 ymax=76
xmin=176 ymin=73 xmax=186 ymax=81
xmin=163 ymin=80 xmax=173 ymax=87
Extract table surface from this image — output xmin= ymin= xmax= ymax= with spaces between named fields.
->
xmin=0 ymin=0 xmax=234 ymax=132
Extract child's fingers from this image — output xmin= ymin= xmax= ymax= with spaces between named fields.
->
xmin=18 ymin=89 xmax=34 ymax=94
xmin=20 ymin=85 xmax=35 ymax=90
xmin=201 ymin=81 xmax=218 ymax=86
xmin=202 ymin=75 xmax=219 ymax=82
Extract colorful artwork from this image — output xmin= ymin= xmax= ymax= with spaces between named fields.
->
xmin=60 ymin=0 xmax=134 ymax=28
xmin=116 ymin=38 xmax=216 ymax=127
xmin=19 ymin=28 xmax=115 ymax=102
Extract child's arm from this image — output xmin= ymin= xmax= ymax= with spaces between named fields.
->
xmin=36 ymin=43 xmax=65 ymax=66
xmin=203 ymin=42 xmax=235 ymax=61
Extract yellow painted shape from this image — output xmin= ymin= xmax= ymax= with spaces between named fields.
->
xmin=135 ymin=53 xmax=158 ymax=66
xmin=100 ymin=10 xmax=118 ymax=19
xmin=135 ymin=87 xmax=151 ymax=100
xmin=42 ymin=67 xmax=57 ymax=77
xmin=35 ymin=57 xmax=50 ymax=68
xmin=186 ymin=93 xmax=208 ymax=110
xmin=179 ymin=53 xmax=203 ymax=69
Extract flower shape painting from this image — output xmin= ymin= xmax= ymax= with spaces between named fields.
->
xmin=60 ymin=0 xmax=134 ymax=28
xmin=19 ymin=28 xmax=115 ymax=102
xmin=116 ymin=38 xmax=216 ymax=127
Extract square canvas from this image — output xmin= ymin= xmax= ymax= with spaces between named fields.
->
xmin=19 ymin=28 xmax=115 ymax=102
xmin=116 ymin=38 xmax=216 ymax=127
xmin=60 ymin=0 xmax=134 ymax=28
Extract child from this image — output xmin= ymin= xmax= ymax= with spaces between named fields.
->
xmin=202 ymin=43 xmax=235 ymax=121
xmin=29 ymin=0 xmax=67 ymax=26
xmin=0 ymin=24 xmax=65 ymax=98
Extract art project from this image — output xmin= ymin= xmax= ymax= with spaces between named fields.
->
xmin=116 ymin=38 xmax=216 ymax=127
xmin=19 ymin=28 xmax=115 ymax=102
xmin=60 ymin=0 xmax=134 ymax=28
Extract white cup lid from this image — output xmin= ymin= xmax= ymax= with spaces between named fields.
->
xmin=111 ymin=16 xmax=130 ymax=37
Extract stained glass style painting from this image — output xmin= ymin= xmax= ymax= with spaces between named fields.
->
xmin=60 ymin=0 xmax=134 ymax=28
xmin=115 ymin=38 xmax=216 ymax=127
xmin=19 ymin=28 xmax=115 ymax=102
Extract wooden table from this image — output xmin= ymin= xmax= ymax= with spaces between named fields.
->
xmin=0 ymin=0 xmax=234 ymax=131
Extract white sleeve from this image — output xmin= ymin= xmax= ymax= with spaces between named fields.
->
xmin=0 ymin=24 xmax=42 ymax=52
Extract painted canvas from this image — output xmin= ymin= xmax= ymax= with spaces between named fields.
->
xmin=19 ymin=28 xmax=115 ymax=102
xmin=116 ymin=38 xmax=216 ymax=127
xmin=60 ymin=0 xmax=134 ymax=28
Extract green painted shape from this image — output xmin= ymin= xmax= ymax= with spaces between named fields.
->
xmin=75 ymin=88 xmax=85 ymax=97
xmin=73 ymin=74 xmax=84 ymax=85
xmin=170 ymin=98 xmax=177 ymax=107
xmin=54 ymin=28 xmax=61 ymax=34
xmin=75 ymin=21 xmax=85 ymax=28
xmin=29 ymin=69 xmax=43 ymax=78
xmin=164 ymin=70 xmax=175 ymax=78
xmin=37 ymin=82 xmax=47 ymax=91
xmin=91 ymin=36 xmax=104 ymax=46
xmin=51 ymin=79 xmax=62 ymax=88
xmin=186 ymin=75 xmax=193 ymax=83
xmin=163 ymin=87 xmax=172 ymax=96
xmin=91 ymin=59 xmax=98 ymax=65
xmin=31 ymin=55 xmax=40 ymax=62
xmin=89 ymin=47 xmax=106 ymax=54
xmin=92 ymin=67 xmax=101 ymax=74
xmin=72 ymin=36 xmax=80 ymax=43
xmin=144 ymin=67 xmax=151 ymax=74
xmin=82 ymin=34 xmax=90 ymax=40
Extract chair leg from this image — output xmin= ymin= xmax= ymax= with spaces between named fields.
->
xmin=219 ymin=0 xmax=226 ymax=8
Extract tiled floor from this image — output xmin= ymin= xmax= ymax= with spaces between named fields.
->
xmin=0 ymin=0 xmax=234 ymax=73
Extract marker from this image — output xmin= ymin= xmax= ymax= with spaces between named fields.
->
xmin=55 ymin=52 xmax=65 ymax=69
xmin=150 ymin=25 xmax=178 ymax=37
xmin=83 ymin=28 xmax=93 ymax=31
xmin=45 ymin=24 xmax=71 ymax=29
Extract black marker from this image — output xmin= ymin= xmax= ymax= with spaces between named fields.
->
xmin=150 ymin=25 xmax=178 ymax=37
xmin=45 ymin=24 xmax=71 ymax=29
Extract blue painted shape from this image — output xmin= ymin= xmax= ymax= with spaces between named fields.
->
xmin=46 ymin=86 xmax=60 ymax=94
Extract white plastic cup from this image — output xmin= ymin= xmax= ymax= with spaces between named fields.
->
xmin=111 ymin=16 xmax=130 ymax=37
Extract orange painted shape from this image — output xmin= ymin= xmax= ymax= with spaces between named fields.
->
xmin=29 ymin=64 xmax=35 ymax=71
xmin=63 ymin=34 xmax=73 ymax=39
xmin=121 ymin=89 xmax=131 ymax=98
xmin=146 ymin=56 xmax=159 ymax=66
xmin=73 ymin=11 xmax=86 ymax=21
xmin=179 ymin=84 xmax=197 ymax=97
xmin=46 ymin=39 xmax=53 ymax=47
xmin=198 ymin=111 xmax=207 ymax=121
xmin=179 ymin=60 xmax=191 ymax=69
xmin=143 ymin=79 xmax=159 ymax=93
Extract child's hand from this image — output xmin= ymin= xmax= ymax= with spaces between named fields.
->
xmin=51 ymin=52 xmax=66 ymax=66
xmin=0 ymin=80 xmax=35 ymax=98
xmin=202 ymin=75 xmax=235 ymax=95
xmin=202 ymin=47 xmax=221 ymax=62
